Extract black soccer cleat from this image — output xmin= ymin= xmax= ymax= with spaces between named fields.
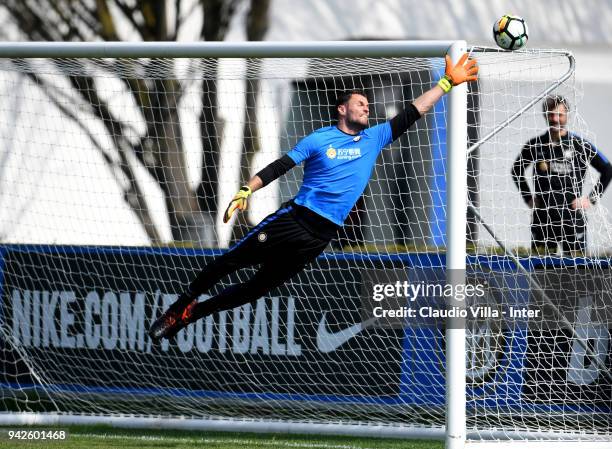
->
xmin=148 ymin=300 xmax=197 ymax=342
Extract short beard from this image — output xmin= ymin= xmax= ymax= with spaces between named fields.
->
xmin=346 ymin=118 xmax=367 ymax=132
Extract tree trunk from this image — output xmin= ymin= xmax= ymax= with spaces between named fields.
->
xmin=1 ymin=0 xmax=260 ymax=248
xmin=152 ymin=77 xmax=215 ymax=247
xmin=229 ymin=0 xmax=270 ymax=244
xmin=195 ymin=0 xmax=240 ymax=247
xmin=231 ymin=66 xmax=262 ymax=243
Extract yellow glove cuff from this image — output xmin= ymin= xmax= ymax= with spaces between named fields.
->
xmin=237 ymin=185 xmax=252 ymax=198
xmin=437 ymin=75 xmax=453 ymax=93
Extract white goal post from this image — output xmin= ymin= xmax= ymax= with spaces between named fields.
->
xmin=0 ymin=40 xmax=611 ymax=449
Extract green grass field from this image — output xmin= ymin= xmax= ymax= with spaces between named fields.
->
xmin=0 ymin=425 xmax=444 ymax=449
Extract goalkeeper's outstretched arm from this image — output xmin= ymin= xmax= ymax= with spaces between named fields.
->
xmin=224 ymin=53 xmax=478 ymax=222
xmin=223 ymin=155 xmax=296 ymax=223
xmin=390 ymin=53 xmax=478 ymax=141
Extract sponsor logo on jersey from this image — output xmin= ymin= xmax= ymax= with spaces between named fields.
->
xmin=336 ymin=148 xmax=361 ymax=160
xmin=326 ymin=145 xmax=361 ymax=161
xmin=549 ymin=160 xmax=572 ymax=174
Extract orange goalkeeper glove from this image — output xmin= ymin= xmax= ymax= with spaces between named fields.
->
xmin=437 ymin=53 xmax=478 ymax=93
xmin=223 ymin=185 xmax=252 ymax=223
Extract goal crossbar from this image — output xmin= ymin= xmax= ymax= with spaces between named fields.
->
xmin=0 ymin=40 xmax=457 ymax=59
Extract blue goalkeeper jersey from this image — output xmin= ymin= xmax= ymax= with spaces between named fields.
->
xmin=286 ymin=122 xmax=393 ymax=226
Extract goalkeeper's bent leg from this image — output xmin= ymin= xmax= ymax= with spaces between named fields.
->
xmin=169 ymin=205 xmax=297 ymax=313
xmin=149 ymin=259 xmax=310 ymax=342
xmin=168 ymin=252 xmax=245 ymax=314
xmin=189 ymin=260 xmax=310 ymax=321
xmin=149 ymin=204 xmax=329 ymax=341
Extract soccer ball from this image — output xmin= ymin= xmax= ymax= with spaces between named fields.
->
xmin=493 ymin=15 xmax=528 ymax=50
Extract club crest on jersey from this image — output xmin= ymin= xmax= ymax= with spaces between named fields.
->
xmin=326 ymin=145 xmax=337 ymax=159
xmin=257 ymin=232 xmax=267 ymax=242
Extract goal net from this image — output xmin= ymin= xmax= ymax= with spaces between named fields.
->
xmin=0 ymin=43 xmax=610 ymax=446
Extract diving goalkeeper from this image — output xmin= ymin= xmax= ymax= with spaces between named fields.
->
xmin=149 ymin=53 xmax=478 ymax=342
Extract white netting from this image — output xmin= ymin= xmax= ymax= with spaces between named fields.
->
xmin=0 ymin=47 xmax=611 ymax=445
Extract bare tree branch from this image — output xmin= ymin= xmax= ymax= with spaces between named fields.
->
xmin=112 ymin=0 xmax=147 ymax=40
xmin=4 ymin=2 xmax=58 ymax=41
xmin=15 ymin=62 xmax=162 ymax=243
xmin=48 ymin=1 xmax=87 ymax=41
xmin=72 ymin=2 xmax=101 ymax=33
xmin=139 ymin=0 xmax=167 ymax=40
xmin=95 ymin=0 xmax=120 ymax=40
xmin=172 ymin=0 xmax=182 ymax=41
xmin=1 ymin=0 xmax=257 ymax=247
xmin=201 ymin=0 xmax=240 ymax=41
xmin=176 ymin=0 xmax=199 ymax=31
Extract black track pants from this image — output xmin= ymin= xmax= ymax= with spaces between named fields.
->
xmin=176 ymin=204 xmax=330 ymax=320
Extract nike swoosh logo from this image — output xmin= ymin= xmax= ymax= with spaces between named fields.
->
xmin=316 ymin=313 xmax=378 ymax=353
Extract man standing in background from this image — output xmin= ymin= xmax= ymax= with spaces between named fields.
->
xmin=512 ymin=95 xmax=612 ymax=255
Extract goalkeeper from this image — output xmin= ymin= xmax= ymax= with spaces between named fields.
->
xmin=149 ymin=53 xmax=478 ymax=341
xmin=512 ymin=95 xmax=612 ymax=254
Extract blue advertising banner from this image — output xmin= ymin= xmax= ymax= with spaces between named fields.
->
xmin=1 ymin=245 xmax=610 ymax=414
xmin=0 ymin=245 xmax=405 ymax=404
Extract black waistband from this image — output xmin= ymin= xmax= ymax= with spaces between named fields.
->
xmin=286 ymin=201 xmax=340 ymax=240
